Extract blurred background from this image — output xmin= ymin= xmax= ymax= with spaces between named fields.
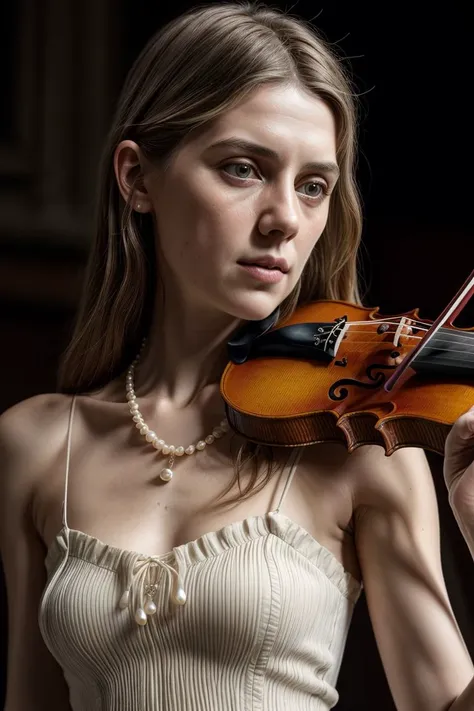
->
xmin=1 ymin=1 xmax=473 ymax=709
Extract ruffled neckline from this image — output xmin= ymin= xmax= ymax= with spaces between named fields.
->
xmin=44 ymin=511 xmax=362 ymax=603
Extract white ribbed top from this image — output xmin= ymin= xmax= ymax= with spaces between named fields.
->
xmin=39 ymin=395 xmax=361 ymax=710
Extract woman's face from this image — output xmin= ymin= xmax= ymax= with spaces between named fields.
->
xmin=142 ymin=83 xmax=338 ymax=321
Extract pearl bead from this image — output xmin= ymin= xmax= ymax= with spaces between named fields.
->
xmin=144 ymin=599 xmax=157 ymax=615
xmin=174 ymin=587 xmax=187 ymax=606
xmin=135 ymin=608 xmax=148 ymax=626
xmin=160 ymin=468 xmax=173 ymax=482
xmin=125 ymin=353 xmax=229 ymax=483
xmin=118 ymin=589 xmax=130 ymax=609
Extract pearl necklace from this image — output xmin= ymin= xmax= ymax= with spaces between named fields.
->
xmin=125 ymin=342 xmax=229 ymax=482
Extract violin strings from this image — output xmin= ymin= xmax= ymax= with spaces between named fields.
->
xmin=343 ymin=330 xmax=474 ymax=347
xmin=343 ymin=318 xmax=472 ymax=334
xmin=340 ymin=320 xmax=474 ymax=345
xmin=303 ymin=316 xmax=474 ymax=366
xmin=342 ymin=317 xmax=430 ymax=328
xmin=338 ymin=340 xmax=474 ymax=356
xmin=343 ymin=317 xmax=473 ymax=334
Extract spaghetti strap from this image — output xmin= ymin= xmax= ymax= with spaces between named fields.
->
xmin=62 ymin=394 xmax=77 ymax=529
xmin=273 ymin=446 xmax=304 ymax=514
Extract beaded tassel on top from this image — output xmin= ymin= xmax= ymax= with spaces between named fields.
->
xmin=125 ymin=339 xmax=230 ymax=482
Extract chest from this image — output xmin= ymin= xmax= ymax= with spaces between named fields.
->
xmin=34 ymin=422 xmax=360 ymax=581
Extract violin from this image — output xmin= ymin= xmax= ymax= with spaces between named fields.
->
xmin=220 ymin=269 xmax=474 ymax=456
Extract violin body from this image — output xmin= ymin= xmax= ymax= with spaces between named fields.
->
xmin=220 ymin=300 xmax=474 ymax=456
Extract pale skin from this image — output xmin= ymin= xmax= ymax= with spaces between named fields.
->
xmin=1 ymin=83 xmax=473 ymax=710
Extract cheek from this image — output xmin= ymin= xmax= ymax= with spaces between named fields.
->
xmin=300 ymin=208 xmax=329 ymax=257
xmin=153 ymin=193 xmax=231 ymax=275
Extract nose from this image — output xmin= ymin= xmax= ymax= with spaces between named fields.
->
xmin=257 ymin=181 xmax=299 ymax=242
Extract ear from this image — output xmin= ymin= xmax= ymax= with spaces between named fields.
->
xmin=113 ymin=140 xmax=152 ymax=214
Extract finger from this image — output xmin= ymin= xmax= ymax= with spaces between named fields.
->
xmin=445 ymin=407 xmax=474 ymax=456
xmin=453 ymin=407 xmax=474 ymax=441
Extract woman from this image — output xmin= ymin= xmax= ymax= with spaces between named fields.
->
xmin=1 ymin=2 xmax=474 ymax=710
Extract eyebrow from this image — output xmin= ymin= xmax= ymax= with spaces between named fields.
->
xmin=206 ymin=137 xmax=340 ymax=177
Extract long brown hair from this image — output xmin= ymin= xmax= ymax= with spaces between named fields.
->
xmin=57 ymin=1 xmax=363 ymax=502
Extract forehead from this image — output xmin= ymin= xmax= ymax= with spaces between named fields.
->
xmin=193 ymin=84 xmax=337 ymax=160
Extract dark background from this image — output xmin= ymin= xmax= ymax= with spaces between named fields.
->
xmin=1 ymin=2 xmax=473 ymax=709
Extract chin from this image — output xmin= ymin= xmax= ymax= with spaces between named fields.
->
xmin=223 ymin=293 xmax=283 ymax=322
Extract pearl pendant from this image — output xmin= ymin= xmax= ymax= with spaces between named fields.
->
xmin=126 ymin=347 xmax=229 ymax=485
xmin=119 ymin=589 xmax=130 ymax=609
xmin=160 ymin=468 xmax=173 ymax=482
xmin=144 ymin=599 xmax=157 ymax=615
xmin=135 ymin=607 xmax=148 ymax=626
xmin=173 ymin=587 xmax=187 ymax=606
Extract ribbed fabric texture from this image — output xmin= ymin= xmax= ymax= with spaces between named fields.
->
xmin=38 ymin=396 xmax=362 ymax=711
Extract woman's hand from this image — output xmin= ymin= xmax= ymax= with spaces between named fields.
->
xmin=444 ymin=406 xmax=474 ymax=526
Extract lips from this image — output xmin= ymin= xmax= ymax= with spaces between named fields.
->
xmin=238 ymin=263 xmax=286 ymax=283
xmin=238 ymin=256 xmax=289 ymax=273
xmin=242 ymin=262 xmax=282 ymax=271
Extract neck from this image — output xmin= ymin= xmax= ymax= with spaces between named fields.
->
xmin=135 ymin=290 xmax=241 ymax=408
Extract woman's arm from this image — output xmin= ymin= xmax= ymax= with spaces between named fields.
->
xmin=441 ymin=406 xmax=474 ymax=711
xmin=351 ymin=444 xmax=474 ymax=711
xmin=0 ymin=397 xmax=72 ymax=711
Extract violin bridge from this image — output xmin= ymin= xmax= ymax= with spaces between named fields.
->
xmin=393 ymin=317 xmax=409 ymax=348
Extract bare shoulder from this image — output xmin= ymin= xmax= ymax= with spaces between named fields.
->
xmin=297 ymin=439 xmax=435 ymax=526
xmin=347 ymin=443 xmax=436 ymax=518
xmin=0 ymin=393 xmax=74 ymax=492
xmin=0 ymin=391 xmax=73 ymax=428
xmin=0 ymin=394 xmax=77 ymax=709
